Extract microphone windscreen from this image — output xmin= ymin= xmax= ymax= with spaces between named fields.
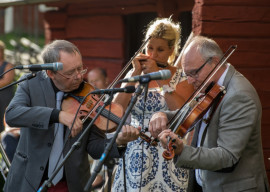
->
xmin=160 ymin=70 xmax=172 ymax=80
xmin=55 ymin=62 xmax=63 ymax=71
xmin=125 ymin=86 xmax=136 ymax=93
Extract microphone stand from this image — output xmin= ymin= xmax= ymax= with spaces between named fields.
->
xmin=84 ymin=82 xmax=147 ymax=192
xmin=38 ymin=93 xmax=115 ymax=192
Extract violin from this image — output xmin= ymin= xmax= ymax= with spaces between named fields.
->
xmin=62 ymin=82 xmax=157 ymax=144
xmin=61 ymin=37 xmax=152 ymax=136
xmin=162 ymin=45 xmax=237 ymax=160
xmin=62 ymin=82 xmax=124 ymax=132
xmin=162 ymin=83 xmax=226 ymax=160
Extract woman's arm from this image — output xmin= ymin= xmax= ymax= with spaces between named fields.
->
xmin=0 ymin=62 xmax=15 ymax=88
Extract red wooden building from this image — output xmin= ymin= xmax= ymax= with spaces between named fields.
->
xmin=1 ymin=0 xmax=270 ymax=185
xmin=43 ymin=0 xmax=270 ymax=182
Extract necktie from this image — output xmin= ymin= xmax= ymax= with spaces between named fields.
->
xmin=48 ymin=91 xmax=64 ymax=185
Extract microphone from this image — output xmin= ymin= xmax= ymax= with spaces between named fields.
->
xmin=15 ymin=62 xmax=63 ymax=71
xmin=90 ymin=86 xmax=136 ymax=95
xmin=119 ymin=69 xmax=171 ymax=83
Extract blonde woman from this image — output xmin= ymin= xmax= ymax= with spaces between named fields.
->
xmin=112 ymin=17 xmax=194 ymax=192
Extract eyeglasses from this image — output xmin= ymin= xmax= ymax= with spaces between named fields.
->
xmin=184 ymin=57 xmax=212 ymax=79
xmin=57 ymin=68 xmax=88 ymax=80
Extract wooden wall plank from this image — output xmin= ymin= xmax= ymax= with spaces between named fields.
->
xmin=49 ymin=29 xmax=66 ymax=41
xmin=211 ymin=38 xmax=270 ymax=68
xmin=83 ymin=59 xmax=124 ymax=82
xmin=262 ymin=108 xmax=270 ymax=125
xmin=258 ymin=91 xmax=270 ymax=109
xmin=66 ymin=15 xmax=124 ymax=39
xmin=202 ymin=6 xmax=270 ymax=22
xmin=65 ymin=0 xmax=157 ymax=16
xmin=238 ymin=68 xmax=270 ymax=92
xmin=263 ymin=150 xmax=270 ymax=170
xmin=65 ymin=0 xmax=156 ymax=7
xmin=71 ymin=39 xmax=124 ymax=59
xmin=67 ymin=3 xmax=157 ymax=16
xmin=199 ymin=0 xmax=270 ymax=6
xmin=201 ymin=22 xmax=270 ymax=38
xmin=215 ymin=38 xmax=270 ymax=53
xmin=225 ymin=51 xmax=270 ymax=68
xmin=262 ymin=124 xmax=270 ymax=148
xmin=44 ymin=11 xmax=67 ymax=29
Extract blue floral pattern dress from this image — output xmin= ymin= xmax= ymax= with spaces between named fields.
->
xmin=112 ymin=68 xmax=189 ymax=192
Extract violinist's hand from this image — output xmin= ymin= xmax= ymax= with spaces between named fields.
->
xmin=59 ymin=111 xmax=83 ymax=137
xmin=149 ymin=112 xmax=168 ymax=138
xmin=158 ymin=129 xmax=184 ymax=156
xmin=116 ymin=125 xmax=141 ymax=145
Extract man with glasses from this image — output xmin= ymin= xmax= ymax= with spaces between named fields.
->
xmin=4 ymin=40 xmax=140 ymax=192
xmin=148 ymin=36 xmax=269 ymax=192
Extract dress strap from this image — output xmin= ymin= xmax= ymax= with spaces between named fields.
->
xmin=168 ymin=68 xmax=186 ymax=90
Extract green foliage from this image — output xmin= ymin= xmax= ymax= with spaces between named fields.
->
xmin=0 ymin=32 xmax=44 ymax=50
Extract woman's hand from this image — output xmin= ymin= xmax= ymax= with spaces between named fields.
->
xmin=140 ymin=58 xmax=160 ymax=74
xmin=131 ymin=53 xmax=147 ymax=76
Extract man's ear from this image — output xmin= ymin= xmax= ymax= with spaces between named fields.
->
xmin=46 ymin=70 xmax=54 ymax=79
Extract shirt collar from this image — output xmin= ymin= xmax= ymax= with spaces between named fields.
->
xmin=50 ymin=79 xmax=60 ymax=94
xmin=217 ymin=63 xmax=229 ymax=86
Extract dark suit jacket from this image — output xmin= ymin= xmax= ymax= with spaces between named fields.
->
xmin=4 ymin=71 xmax=121 ymax=192
xmin=168 ymin=65 xmax=269 ymax=192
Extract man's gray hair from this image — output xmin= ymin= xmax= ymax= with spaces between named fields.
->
xmin=41 ymin=40 xmax=81 ymax=63
xmin=191 ymin=36 xmax=223 ymax=61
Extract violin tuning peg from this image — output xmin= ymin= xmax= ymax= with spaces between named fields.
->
xmin=151 ymin=140 xmax=158 ymax=147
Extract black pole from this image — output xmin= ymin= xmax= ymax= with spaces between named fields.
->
xmin=84 ymin=83 xmax=146 ymax=192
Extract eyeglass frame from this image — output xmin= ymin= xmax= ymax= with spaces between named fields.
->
xmin=56 ymin=68 xmax=88 ymax=80
xmin=184 ymin=57 xmax=213 ymax=78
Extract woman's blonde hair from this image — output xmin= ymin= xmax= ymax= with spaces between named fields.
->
xmin=144 ymin=17 xmax=181 ymax=65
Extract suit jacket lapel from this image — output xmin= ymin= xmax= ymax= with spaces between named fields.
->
xmin=40 ymin=71 xmax=56 ymax=108
xmin=223 ymin=64 xmax=235 ymax=88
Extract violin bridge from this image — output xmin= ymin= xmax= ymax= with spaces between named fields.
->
xmin=86 ymin=99 xmax=93 ymax=108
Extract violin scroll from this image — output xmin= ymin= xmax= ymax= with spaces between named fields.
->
xmin=162 ymin=139 xmax=176 ymax=160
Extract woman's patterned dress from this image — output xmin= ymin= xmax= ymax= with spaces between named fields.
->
xmin=112 ymin=69 xmax=189 ymax=192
